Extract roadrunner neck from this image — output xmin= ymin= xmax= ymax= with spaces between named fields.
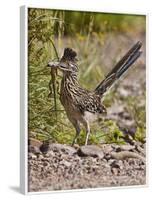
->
xmin=60 ymin=70 xmax=82 ymax=106
xmin=62 ymin=71 xmax=78 ymax=88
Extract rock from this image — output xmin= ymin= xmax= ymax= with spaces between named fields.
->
xmin=78 ymin=145 xmax=104 ymax=159
xmin=135 ymin=144 xmax=145 ymax=156
xmin=111 ymin=151 xmax=145 ymax=162
xmin=100 ymin=144 xmax=113 ymax=154
xmin=112 ymin=144 xmax=135 ymax=152
xmin=40 ymin=142 xmax=50 ymax=153
xmin=28 ymin=138 xmax=42 ymax=148
xmin=73 ymin=144 xmax=80 ymax=149
xmin=104 ymin=153 xmax=112 ymax=161
xmin=111 ymin=144 xmax=121 ymax=151
xmin=111 ymin=167 xmax=119 ymax=175
xmin=28 ymin=138 xmax=43 ymax=154
xmin=46 ymin=143 xmax=77 ymax=155
xmin=28 ymin=152 xmax=37 ymax=159
xmin=46 ymin=150 xmax=55 ymax=157
xmin=43 ymin=161 xmax=49 ymax=167
xmin=121 ymin=144 xmax=135 ymax=151
xmin=60 ymin=160 xmax=71 ymax=168
xmin=28 ymin=145 xmax=41 ymax=154
xmin=37 ymin=154 xmax=44 ymax=160
xmin=40 ymin=143 xmax=77 ymax=156
xmin=110 ymin=160 xmax=123 ymax=170
xmin=108 ymin=159 xmax=116 ymax=165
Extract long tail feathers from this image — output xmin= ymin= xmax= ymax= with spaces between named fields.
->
xmin=95 ymin=41 xmax=142 ymax=96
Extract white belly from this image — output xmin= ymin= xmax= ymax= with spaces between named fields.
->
xmin=84 ymin=111 xmax=98 ymax=122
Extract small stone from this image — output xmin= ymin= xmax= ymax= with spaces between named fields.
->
xmin=108 ymin=159 xmax=116 ymax=165
xmin=46 ymin=150 xmax=55 ymax=157
xmin=111 ymin=168 xmax=119 ymax=175
xmin=43 ymin=161 xmax=49 ymax=166
xmin=104 ymin=153 xmax=112 ymax=161
xmin=28 ymin=145 xmax=40 ymax=154
xmin=28 ymin=153 xmax=37 ymax=159
xmin=101 ymin=144 xmax=113 ymax=154
xmin=111 ymin=144 xmax=120 ymax=150
xmin=45 ymin=143 xmax=77 ymax=155
xmin=120 ymin=144 xmax=135 ymax=151
xmin=40 ymin=142 xmax=50 ymax=153
xmin=38 ymin=154 xmax=43 ymax=160
xmin=110 ymin=160 xmax=121 ymax=169
xmin=28 ymin=138 xmax=42 ymax=148
xmin=60 ymin=160 xmax=71 ymax=168
xmin=112 ymin=144 xmax=135 ymax=152
xmin=73 ymin=144 xmax=80 ymax=149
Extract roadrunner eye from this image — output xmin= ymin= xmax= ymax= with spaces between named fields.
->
xmin=59 ymin=62 xmax=69 ymax=69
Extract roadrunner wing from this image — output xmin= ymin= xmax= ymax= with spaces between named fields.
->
xmin=95 ymin=41 xmax=142 ymax=96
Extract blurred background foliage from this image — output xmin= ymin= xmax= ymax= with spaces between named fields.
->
xmin=28 ymin=8 xmax=146 ymax=145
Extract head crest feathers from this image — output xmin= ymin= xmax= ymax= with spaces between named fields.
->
xmin=61 ymin=48 xmax=77 ymax=62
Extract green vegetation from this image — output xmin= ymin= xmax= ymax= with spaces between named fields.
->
xmin=28 ymin=8 xmax=146 ymax=145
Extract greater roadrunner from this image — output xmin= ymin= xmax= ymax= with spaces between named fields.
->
xmin=48 ymin=41 xmax=142 ymax=146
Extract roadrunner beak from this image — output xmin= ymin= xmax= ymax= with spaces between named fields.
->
xmin=47 ymin=61 xmax=60 ymax=68
xmin=48 ymin=61 xmax=70 ymax=71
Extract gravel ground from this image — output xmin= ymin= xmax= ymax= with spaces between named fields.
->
xmin=28 ymin=141 xmax=146 ymax=192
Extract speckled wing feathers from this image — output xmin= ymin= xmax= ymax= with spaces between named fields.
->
xmin=77 ymin=92 xmax=106 ymax=114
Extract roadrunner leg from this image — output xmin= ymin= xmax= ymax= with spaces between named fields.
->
xmin=71 ymin=119 xmax=81 ymax=146
xmin=82 ymin=119 xmax=90 ymax=145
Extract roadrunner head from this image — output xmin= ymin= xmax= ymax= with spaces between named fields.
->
xmin=48 ymin=48 xmax=78 ymax=73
